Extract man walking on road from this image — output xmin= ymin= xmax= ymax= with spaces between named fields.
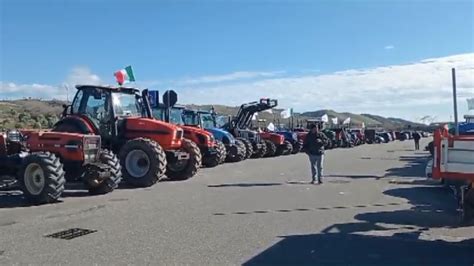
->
xmin=413 ymin=131 xmax=421 ymax=150
xmin=303 ymin=124 xmax=327 ymax=184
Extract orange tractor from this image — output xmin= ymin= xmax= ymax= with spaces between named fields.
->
xmin=52 ymin=85 xmax=201 ymax=186
xmin=0 ymin=130 xmax=120 ymax=204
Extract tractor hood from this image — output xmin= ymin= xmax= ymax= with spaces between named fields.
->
xmin=181 ymin=125 xmax=213 ymax=138
xmin=259 ymin=132 xmax=284 ymax=145
xmin=276 ymin=131 xmax=298 ymax=141
xmin=205 ymin=127 xmax=235 ymax=144
xmin=180 ymin=125 xmax=215 ymax=148
xmin=123 ymin=117 xmax=184 ymax=150
xmin=124 ymin=117 xmax=182 ymax=132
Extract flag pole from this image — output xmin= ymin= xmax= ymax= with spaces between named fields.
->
xmin=452 ymin=68 xmax=459 ymax=136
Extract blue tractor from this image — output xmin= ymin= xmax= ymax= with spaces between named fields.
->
xmin=182 ymin=109 xmax=247 ymax=162
xmin=274 ymin=128 xmax=303 ymax=154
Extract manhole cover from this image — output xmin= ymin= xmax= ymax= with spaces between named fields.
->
xmin=45 ymin=228 xmax=97 ymax=240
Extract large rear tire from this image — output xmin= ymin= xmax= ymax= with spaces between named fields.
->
xmin=167 ymin=139 xmax=201 ymax=180
xmin=227 ymin=140 xmax=246 ymax=162
xmin=291 ymin=140 xmax=303 ymax=154
xmin=282 ymin=140 xmax=293 ymax=155
xmin=87 ymin=150 xmax=122 ymax=195
xmin=264 ymin=140 xmax=277 ymax=157
xmin=202 ymin=152 xmax=220 ymax=168
xmin=215 ymin=140 xmax=227 ymax=164
xmin=238 ymin=138 xmax=253 ymax=159
xmin=119 ymin=138 xmax=166 ymax=187
xmin=252 ymin=140 xmax=267 ymax=158
xmin=19 ymin=152 xmax=65 ymax=204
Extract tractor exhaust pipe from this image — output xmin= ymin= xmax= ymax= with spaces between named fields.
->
xmin=142 ymin=89 xmax=153 ymax=119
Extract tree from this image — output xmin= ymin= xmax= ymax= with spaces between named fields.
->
xmin=14 ymin=122 xmax=24 ymax=129
xmin=18 ymin=112 xmax=31 ymax=123
xmin=46 ymin=115 xmax=59 ymax=128
xmin=33 ymin=122 xmax=42 ymax=129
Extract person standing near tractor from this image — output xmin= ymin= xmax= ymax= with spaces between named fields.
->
xmin=303 ymin=124 xmax=327 ymax=184
xmin=413 ymin=131 xmax=421 ymax=150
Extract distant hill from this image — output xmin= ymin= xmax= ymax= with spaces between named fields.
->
xmin=0 ymin=99 xmax=425 ymax=130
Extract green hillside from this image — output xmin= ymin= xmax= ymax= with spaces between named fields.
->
xmin=0 ymin=99 xmax=424 ymax=130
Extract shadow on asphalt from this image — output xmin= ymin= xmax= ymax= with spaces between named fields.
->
xmin=353 ymin=186 xmax=461 ymax=228
xmin=208 ymin=182 xmax=282 ymax=188
xmin=243 ymin=232 xmax=474 ymax=265
xmin=244 ymin=180 xmax=474 ymax=264
xmin=384 ymin=155 xmax=427 ymax=178
xmin=325 ymin=174 xmax=382 ymax=179
xmin=0 ymin=183 xmax=111 ymax=208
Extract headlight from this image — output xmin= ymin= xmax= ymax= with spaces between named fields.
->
xmin=175 ymin=129 xmax=184 ymax=140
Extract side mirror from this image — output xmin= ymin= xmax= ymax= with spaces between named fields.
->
xmin=62 ymin=104 xmax=71 ymax=117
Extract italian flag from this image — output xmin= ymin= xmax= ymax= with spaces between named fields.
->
xmin=114 ymin=66 xmax=135 ymax=85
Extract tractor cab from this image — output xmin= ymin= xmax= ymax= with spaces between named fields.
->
xmin=150 ymin=91 xmax=223 ymax=167
xmin=54 ymin=85 xmax=201 ymax=186
xmin=56 ymin=85 xmax=183 ymax=151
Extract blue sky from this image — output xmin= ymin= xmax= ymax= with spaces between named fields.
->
xmin=1 ymin=0 xmax=473 ymax=121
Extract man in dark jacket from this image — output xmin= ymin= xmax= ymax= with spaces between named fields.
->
xmin=303 ymin=124 xmax=328 ymax=184
xmin=413 ymin=131 xmax=421 ymax=150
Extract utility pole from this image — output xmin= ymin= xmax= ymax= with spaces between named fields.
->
xmin=452 ymin=68 xmax=459 ymax=136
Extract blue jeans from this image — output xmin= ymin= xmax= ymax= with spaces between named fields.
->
xmin=308 ymin=154 xmax=324 ymax=182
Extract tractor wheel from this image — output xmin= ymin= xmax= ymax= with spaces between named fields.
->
xmin=19 ymin=152 xmax=65 ymax=204
xmin=227 ymin=140 xmax=246 ymax=162
xmin=264 ymin=140 xmax=277 ymax=157
xmin=87 ymin=150 xmax=122 ymax=195
xmin=216 ymin=140 xmax=227 ymax=164
xmin=283 ymin=140 xmax=293 ymax=155
xmin=252 ymin=140 xmax=267 ymax=158
xmin=275 ymin=141 xmax=292 ymax=156
xmin=292 ymin=140 xmax=303 ymax=154
xmin=119 ymin=138 xmax=167 ymax=187
xmin=167 ymin=139 xmax=201 ymax=180
xmin=202 ymin=150 xmax=220 ymax=168
xmin=462 ymin=186 xmax=474 ymax=225
xmin=238 ymin=138 xmax=253 ymax=159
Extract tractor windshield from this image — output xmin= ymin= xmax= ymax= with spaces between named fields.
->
xmin=152 ymin=108 xmax=165 ymax=121
xmin=200 ymin=113 xmax=215 ymax=129
xmin=112 ymin=92 xmax=141 ymax=117
xmin=182 ymin=111 xmax=198 ymax=126
xmin=169 ymin=108 xmax=184 ymax=125
xmin=215 ymin=115 xmax=230 ymax=128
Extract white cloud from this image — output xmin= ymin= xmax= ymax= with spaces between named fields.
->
xmin=178 ymin=71 xmax=284 ymax=85
xmin=0 ymin=66 xmax=101 ymax=100
xmin=0 ymin=82 xmax=67 ymax=100
xmin=384 ymin=45 xmax=395 ymax=50
xmin=1 ymin=55 xmax=473 ymax=121
xmin=65 ymin=66 xmax=101 ymax=86
xmin=173 ymin=53 xmax=474 ymax=121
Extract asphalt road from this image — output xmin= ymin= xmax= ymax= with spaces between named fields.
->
xmin=1 ymin=138 xmax=473 ymax=265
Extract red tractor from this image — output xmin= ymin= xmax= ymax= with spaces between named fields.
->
xmin=52 ymin=85 xmax=201 ymax=187
xmin=0 ymin=129 xmax=120 ymax=204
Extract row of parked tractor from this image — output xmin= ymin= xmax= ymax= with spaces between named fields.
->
xmin=0 ymin=86 xmax=313 ymax=205
xmin=1 ymin=84 xmax=429 ymax=205
xmin=305 ymin=125 xmax=428 ymax=150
